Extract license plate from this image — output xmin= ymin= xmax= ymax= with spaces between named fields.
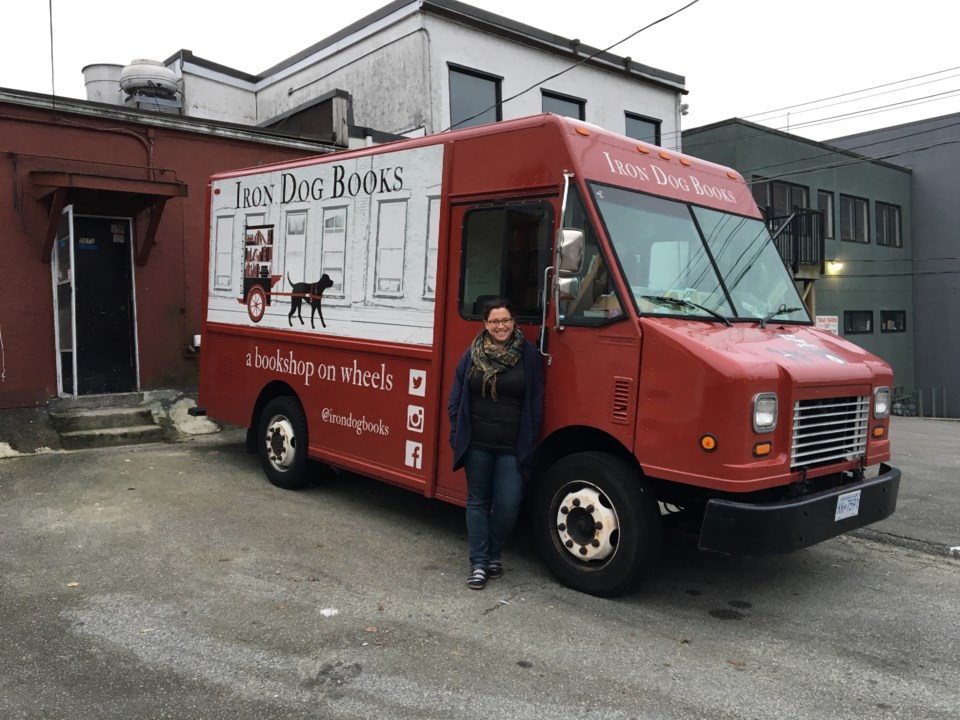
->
xmin=835 ymin=490 xmax=861 ymax=521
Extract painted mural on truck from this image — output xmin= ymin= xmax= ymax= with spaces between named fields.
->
xmin=207 ymin=145 xmax=444 ymax=345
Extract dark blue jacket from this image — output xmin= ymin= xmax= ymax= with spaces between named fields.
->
xmin=448 ymin=339 xmax=545 ymax=478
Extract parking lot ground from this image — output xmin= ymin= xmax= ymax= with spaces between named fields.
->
xmin=1 ymin=434 xmax=958 ymax=720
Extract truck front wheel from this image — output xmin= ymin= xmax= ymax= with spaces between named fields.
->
xmin=258 ymin=396 xmax=310 ymax=490
xmin=533 ymin=452 xmax=662 ymax=597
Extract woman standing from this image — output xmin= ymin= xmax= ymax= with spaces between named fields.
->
xmin=448 ymin=298 xmax=545 ymax=590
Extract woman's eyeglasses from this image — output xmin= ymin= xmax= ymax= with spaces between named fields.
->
xmin=485 ymin=318 xmax=514 ymax=326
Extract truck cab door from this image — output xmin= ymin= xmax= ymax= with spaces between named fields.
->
xmin=544 ymin=185 xmax=640 ymax=451
xmin=434 ymin=198 xmax=556 ymax=504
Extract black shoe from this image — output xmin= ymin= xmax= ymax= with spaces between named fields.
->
xmin=467 ymin=566 xmax=487 ymax=590
xmin=487 ymin=560 xmax=503 ymax=579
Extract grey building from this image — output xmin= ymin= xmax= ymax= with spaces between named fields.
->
xmin=683 ymin=119 xmax=916 ymax=404
xmin=830 ymin=114 xmax=960 ymax=418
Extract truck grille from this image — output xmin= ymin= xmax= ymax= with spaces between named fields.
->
xmin=791 ymin=396 xmax=869 ymax=470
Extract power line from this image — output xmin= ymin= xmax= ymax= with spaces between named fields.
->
xmin=681 ymin=85 xmax=960 ymax=156
xmin=674 ymin=68 xmax=960 ymax=149
xmin=745 ymin=134 xmax=960 ymax=183
xmin=743 ymin=66 xmax=960 ymax=122
xmin=829 ymin=269 xmax=960 ymax=278
xmin=442 ymin=0 xmax=701 ymax=132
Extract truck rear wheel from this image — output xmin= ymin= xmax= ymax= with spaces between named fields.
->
xmin=533 ymin=452 xmax=662 ymax=597
xmin=258 ymin=396 xmax=310 ymax=490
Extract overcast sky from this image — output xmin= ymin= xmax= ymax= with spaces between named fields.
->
xmin=3 ymin=0 xmax=958 ymax=143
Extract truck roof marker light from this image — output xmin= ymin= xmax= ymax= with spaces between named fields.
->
xmin=575 ymin=126 xmax=591 ymax=136
xmin=700 ymin=434 xmax=717 ymax=452
xmin=659 ymin=151 xmax=672 ymax=161
xmin=872 ymin=426 xmax=885 ymax=438
xmin=636 ymin=145 xmax=650 ymax=154
xmin=679 ymin=157 xmax=692 ymax=166
xmin=727 ymin=171 xmax=739 ymax=180
xmin=753 ymin=441 xmax=772 ymax=458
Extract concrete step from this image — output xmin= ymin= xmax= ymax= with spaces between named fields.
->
xmin=48 ymin=393 xmax=146 ymax=413
xmin=58 ymin=425 xmax=167 ymax=451
xmin=49 ymin=406 xmax=156 ymax=433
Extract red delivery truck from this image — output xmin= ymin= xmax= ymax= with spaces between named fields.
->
xmin=192 ymin=114 xmax=900 ymax=596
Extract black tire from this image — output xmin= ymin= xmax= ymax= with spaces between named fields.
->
xmin=532 ymin=451 xmax=662 ymax=597
xmin=257 ymin=396 xmax=310 ymax=490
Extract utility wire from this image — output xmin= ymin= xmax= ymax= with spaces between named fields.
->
xmin=742 ymin=66 xmax=960 ymax=122
xmin=749 ymin=72 xmax=960 ymax=126
xmin=442 ymin=0 xmax=701 ymax=132
xmin=681 ymin=84 xmax=960 ymax=153
xmin=744 ymin=134 xmax=960 ymax=183
xmin=673 ymin=68 xmax=960 ymax=149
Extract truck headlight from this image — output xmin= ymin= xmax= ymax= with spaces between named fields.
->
xmin=874 ymin=386 xmax=891 ymax=418
xmin=753 ymin=393 xmax=778 ymax=433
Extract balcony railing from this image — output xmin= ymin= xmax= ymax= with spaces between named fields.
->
xmin=764 ymin=208 xmax=825 ymax=274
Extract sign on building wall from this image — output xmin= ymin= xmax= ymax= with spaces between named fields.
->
xmin=816 ymin=315 xmax=839 ymax=335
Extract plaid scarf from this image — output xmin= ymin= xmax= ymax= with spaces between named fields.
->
xmin=469 ymin=327 xmax=524 ymax=399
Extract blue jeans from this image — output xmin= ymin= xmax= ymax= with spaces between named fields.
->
xmin=464 ymin=447 xmax=524 ymax=569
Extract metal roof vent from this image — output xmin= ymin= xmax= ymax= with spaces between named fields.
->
xmin=119 ymin=59 xmax=181 ymax=114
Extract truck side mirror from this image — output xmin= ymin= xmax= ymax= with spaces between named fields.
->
xmin=558 ymin=276 xmax=580 ymax=301
xmin=557 ymin=228 xmax=585 ymax=275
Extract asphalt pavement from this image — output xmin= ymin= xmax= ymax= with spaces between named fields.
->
xmin=0 ymin=406 xmax=956 ymax=557
xmin=2 ymin=428 xmax=958 ymax=720
xmin=861 ymin=416 xmax=960 ymax=557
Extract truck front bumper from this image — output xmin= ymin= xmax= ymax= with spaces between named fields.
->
xmin=698 ymin=463 xmax=901 ymax=556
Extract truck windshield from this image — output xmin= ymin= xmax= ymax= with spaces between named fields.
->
xmin=588 ymin=183 xmax=811 ymax=324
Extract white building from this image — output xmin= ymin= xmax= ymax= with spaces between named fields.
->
xmin=83 ymin=0 xmax=687 ymax=149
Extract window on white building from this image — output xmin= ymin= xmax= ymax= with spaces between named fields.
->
xmin=542 ymin=90 xmax=585 ymax=120
xmin=449 ymin=66 xmax=501 ymax=129
xmin=625 ymin=112 xmax=660 ymax=144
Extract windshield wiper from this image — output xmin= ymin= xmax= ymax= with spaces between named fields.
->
xmin=759 ymin=304 xmax=803 ymax=329
xmin=641 ymin=295 xmax=733 ymax=327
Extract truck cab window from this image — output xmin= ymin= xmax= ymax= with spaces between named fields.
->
xmin=460 ymin=202 xmax=553 ymax=319
xmin=560 ymin=188 xmax=623 ymax=324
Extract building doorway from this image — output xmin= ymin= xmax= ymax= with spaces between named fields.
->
xmin=52 ymin=207 xmax=139 ymax=396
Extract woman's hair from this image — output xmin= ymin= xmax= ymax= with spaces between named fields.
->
xmin=482 ymin=296 xmax=514 ymax=321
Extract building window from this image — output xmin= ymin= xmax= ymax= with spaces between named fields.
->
xmin=375 ymin=200 xmax=408 ymax=296
xmin=625 ymin=113 xmax=660 ymax=145
xmin=320 ymin=208 xmax=347 ymax=296
xmin=449 ymin=66 xmax=501 ymax=130
xmin=542 ymin=90 xmax=585 ymax=120
xmin=843 ymin=310 xmax=873 ymax=334
xmin=840 ymin=195 xmax=869 ymax=243
xmin=880 ymin=310 xmax=906 ymax=333
xmin=751 ymin=178 xmax=810 ymax=218
xmin=876 ymin=202 xmax=902 ymax=247
xmin=817 ymin=190 xmax=834 ymax=239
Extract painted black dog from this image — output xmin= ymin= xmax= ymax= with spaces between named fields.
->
xmin=287 ymin=272 xmax=335 ymax=329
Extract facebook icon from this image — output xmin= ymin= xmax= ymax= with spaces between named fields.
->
xmin=405 ymin=440 xmax=423 ymax=470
